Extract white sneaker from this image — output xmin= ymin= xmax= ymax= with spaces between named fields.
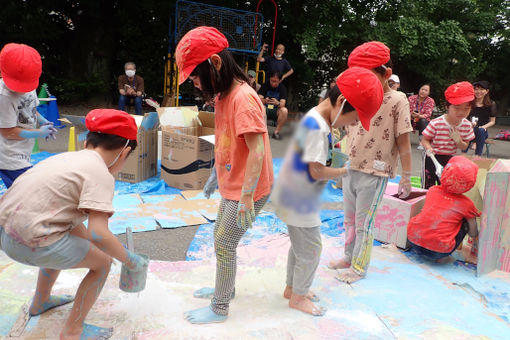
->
xmin=417 ymin=145 xmax=424 ymax=150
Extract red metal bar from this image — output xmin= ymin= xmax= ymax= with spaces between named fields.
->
xmin=254 ymin=0 xmax=278 ymax=56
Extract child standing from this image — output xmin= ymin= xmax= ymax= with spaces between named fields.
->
xmin=421 ymin=82 xmax=475 ymax=189
xmin=272 ymin=67 xmax=383 ymax=315
xmin=408 ymin=156 xmax=480 ymax=262
xmin=328 ymin=42 xmax=414 ymax=284
xmin=175 ymin=27 xmax=273 ymax=324
xmin=0 ymin=109 xmax=147 ymax=339
xmin=0 ymin=43 xmax=58 ymax=188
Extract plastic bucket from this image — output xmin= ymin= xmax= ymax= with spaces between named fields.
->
xmin=119 ymin=254 xmax=149 ymax=293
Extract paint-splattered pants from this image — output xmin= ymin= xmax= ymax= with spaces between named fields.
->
xmin=286 ymin=225 xmax=322 ymax=295
xmin=343 ymin=170 xmax=388 ymax=276
xmin=211 ymin=195 xmax=268 ymax=315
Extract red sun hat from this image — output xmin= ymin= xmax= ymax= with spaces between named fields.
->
xmin=85 ymin=109 xmax=138 ymax=141
xmin=0 ymin=43 xmax=42 ymax=93
xmin=440 ymin=156 xmax=478 ymax=194
xmin=336 ymin=66 xmax=384 ymax=131
xmin=175 ymin=26 xmax=229 ymax=85
xmin=444 ymin=81 xmax=474 ymax=105
xmin=348 ymin=41 xmax=390 ymax=69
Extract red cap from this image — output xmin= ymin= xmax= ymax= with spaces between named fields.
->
xmin=0 ymin=43 xmax=42 ymax=92
xmin=440 ymin=156 xmax=478 ymax=194
xmin=175 ymin=26 xmax=229 ymax=85
xmin=444 ymin=81 xmax=474 ymax=105
xmin=85 ymin=109 xmax=138 ymax=141
xmin=336 ymin=66 xmax=384 ymax=131
xmin=348 ymin=41 xmax=390 ymax=69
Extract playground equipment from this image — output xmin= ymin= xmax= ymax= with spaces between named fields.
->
xmin=164 ymin=0 xmax=277 ymax=107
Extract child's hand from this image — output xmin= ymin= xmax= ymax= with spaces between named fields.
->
xmin=449 ymin=127 xmax=462 ymax=144
xmin=203 ymin=168 xmax=217 ymax=199
xmin=125 ymin=250 xmax=148 ymax=272
xmin=40 ymin=124 xmax=58 ymax=141
xmin=237 ymin=194 xmax=255 ymax=230
xmin=398 ymin=173 xmax=412 ymax=199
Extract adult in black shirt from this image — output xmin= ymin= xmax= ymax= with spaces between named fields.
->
xmin=465 ymin=81 xmax=496 ymax=156
xmin=257 ymin=43 xmax=294 ymax=84
xmin=258 ymin=72 xmax=288 ymax=140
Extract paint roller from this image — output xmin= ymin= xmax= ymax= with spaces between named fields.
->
xmin=429 ymin=153 xmax=444 ymax=178
xmin=119 ymin=227 xmax=149 ymax=293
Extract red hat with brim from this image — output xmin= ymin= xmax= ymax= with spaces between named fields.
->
xmin=86 ymin=109 xmax=138 ymax=141
xmin=348 ymin=41 xmax=390 ymax=69
xmin=440 ymin=156 xmax=478 ymax=194
xmin=175 ymin=26 xmax=229 ymax=85
xmin=0 ymin=43 xmax=42 ymax=93
xmin=444 ymin=81 xmax=474 ymax=105
xmin=336 ymin=66 xmax=384 ymax=131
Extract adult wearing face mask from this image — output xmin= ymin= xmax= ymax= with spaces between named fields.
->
xmin=118 ymin=62 xmax=144 ymax=115
xmin=257 ymin=43 xmax=294 ymax=83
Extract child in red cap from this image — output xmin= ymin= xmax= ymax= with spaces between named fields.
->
xmin=0 ymin=43 xmax=58 ymax=188
xmin=272 ymin=66 xmax=383 ymax=316
xmin=175 ymin=26 xmax=274 ymax=324
xmin=407 ymin=156 xmax=480 ymax=262
xmin=0 ymin=109 xmax=147 ymax=339
xmin=328 ymin=41 xmax=414 ymax=284
xmin=421 ymin=81 xmax=475 ymax=189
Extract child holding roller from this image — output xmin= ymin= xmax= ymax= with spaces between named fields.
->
xmin=0 ymin=109 xmax=147 ymax=340
xmin=175 ymin=27 xmax=273 ymax=324
xmin=271 ymin=66 xmax=383 ymax=316
xmin=421 ymin=82 xmax=475 ymax=189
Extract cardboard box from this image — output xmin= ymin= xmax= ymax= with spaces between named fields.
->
xmin=115 ymin=112 xmax=159 ymax=183
xmin=477 ymin=159 xmax=510 ymax=276
xmin=463 ymin=156 xmax=497 ymax=211
xmin=374 ymin=183 xmax=428 ymax=249
xmin=158 ymin=107 xmax=215 ymax=190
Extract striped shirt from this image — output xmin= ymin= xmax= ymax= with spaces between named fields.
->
xmin=422 ymin=115 xmax=474 ymax=155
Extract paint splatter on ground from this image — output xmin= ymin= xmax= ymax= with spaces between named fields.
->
xmin=1 ymin=235 xmax=509 ymax=339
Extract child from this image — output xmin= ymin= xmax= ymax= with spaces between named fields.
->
xmin=0 ymin=43 xmax=58 ymax=188
xmin=328 ymin=41 xmax=414 ymax=284
xmin=407 ymin=156 xmax=480 ymax=262
xmin=272 ymin=66 xmax=383 ymax=316
xmin=175 ymin=27 xmax=274 ymax=324
xmin=0 ymin=109 xmax=147 ymax=339
xmin=421 ymin=81 xmax=475 ymax=189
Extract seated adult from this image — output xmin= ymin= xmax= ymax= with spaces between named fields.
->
xmin=258 ymin=72 xmax=288 ymax=140
xmin=408 ymin=84 xmax=435 ymax=136
xmin=247 ymin=70 xmax=261 ymax=92
xmin=318 ymin=78 xmax=336 ymax=104
xmin=257 ymin=43 xmax=294 ymax=83
xmin=118 ymin=62 xmax=144 ymax=115
xmin=388 ymin=74 xmax=400 ymax=91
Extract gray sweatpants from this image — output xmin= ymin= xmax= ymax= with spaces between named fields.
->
xmin=286 ymin=225 xmax=322 ymax=295
xmin=343 ymin=170 xmax=388 ymax=276
xmin=211 ymin=195 xmax=268 ymax=315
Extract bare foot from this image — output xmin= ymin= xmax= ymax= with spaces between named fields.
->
xmin=283 ymin=286 xmax=319 ymax=302
xmin=436 ymin=256 xmax=456 ymax=264
xmin=328 ymin=258 xmax=351 ymax=270
xmin=289 ymin=293 xmax=327 ymax=316
xmin=336 ymin=268 xmax=363 ymax=284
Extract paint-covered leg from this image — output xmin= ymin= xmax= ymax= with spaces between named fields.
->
xmin=29 ymin=294 xmax=75 ymax=316
xmin=183 ymin=306 xmax=227 ymax=324
xmin=335 ymin=268 xmax=364 ymax=284
xmin=79 ymin=323 xmax=113 ymax=340
xmin=327 ymin=258 xmax=351 ymax=270
xmin=289 ymin=293 xmax=327 ymax=316
xmin=283 ymin=286 xmax=320 ymax=302
xmin=193 ymin=287 xmax=235 ymax=300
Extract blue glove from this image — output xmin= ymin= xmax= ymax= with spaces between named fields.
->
xmin=203 ymin=168 xmax=218 ymax=199
xmin=20 ymin=124 xmax=58 ymax=140
xmin=125 ymin=250 xmax=148 ymax=272
xmin=41 ymin=123 xmax=58 ymax=141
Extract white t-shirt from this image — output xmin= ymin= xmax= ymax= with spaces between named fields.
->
xmin=0 ymin=149 xmax=115 ymax=247
xmin=0 ymin=79 xmax=40 ymax=170
xmin=271 ymin=108 xmax=332 ymax=228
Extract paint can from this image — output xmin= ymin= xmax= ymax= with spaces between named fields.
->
xmin=331 ymin=149 xmax=349 ymax=168
xmin=119 ymin=254 xmax=149 ymax=293
xmin=119 ymin=227 xmax=149 ymax=293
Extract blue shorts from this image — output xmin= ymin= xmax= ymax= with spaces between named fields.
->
xmin=0 ymin=228 xmax=90 ymax=270
xmin=0 ymin=166 xmax=32 ymax=188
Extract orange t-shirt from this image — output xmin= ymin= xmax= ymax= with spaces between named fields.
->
xmin=214 ymin=82 xmax=273 ymax=201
